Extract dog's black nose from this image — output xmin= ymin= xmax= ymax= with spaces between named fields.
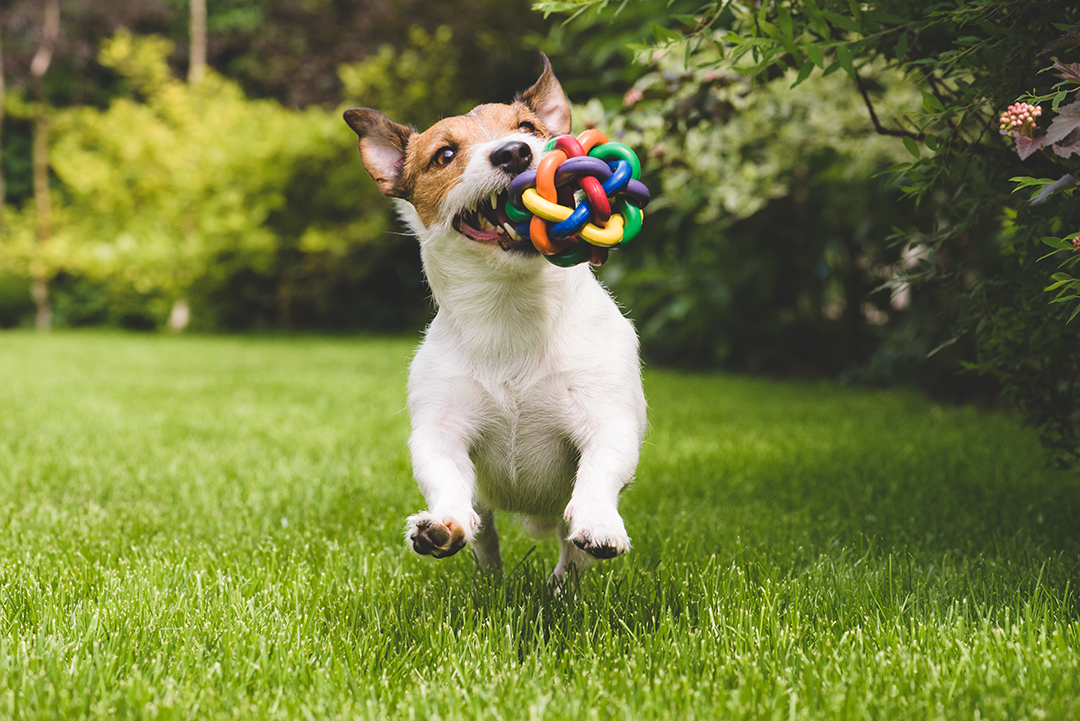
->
xmin=489 ymin=141 xmax=533 ymax=175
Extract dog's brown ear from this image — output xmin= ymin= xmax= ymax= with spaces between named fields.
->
xmin=521 ymin=53 xmax=572 ymax=136
xmin=343 ymin=108 xmax=415 ymax=198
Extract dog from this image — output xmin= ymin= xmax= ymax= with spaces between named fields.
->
xmin=344 ymin=54 xmax=646 ymax=579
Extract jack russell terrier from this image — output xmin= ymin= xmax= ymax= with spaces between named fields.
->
xmin=344 ymin=54 xmax=646 ymax=579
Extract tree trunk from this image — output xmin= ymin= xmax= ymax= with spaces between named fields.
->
xmin=188 ymin=0 xmax=207 ymax=84
xmin=0 ymin=22 xmax=7 ymax=239
xmin=30 ymin=0 xmax=60 ymax=331
xmin=175 ymin=0 xmax=208 ymax=330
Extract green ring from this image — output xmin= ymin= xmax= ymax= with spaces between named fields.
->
xmin=504 ymin=199 xmax=531 ymax=223
xmin=542 ymin=137 xmax=558 ymax=154
xmin=588 ymin=142 xmax=641 ymax=180
xmin=615 ymin=201 xmax=642 ymax=246
xmin=545 ymin=238 xmax=592 ymax=267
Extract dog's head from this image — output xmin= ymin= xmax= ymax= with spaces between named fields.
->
xmin=343 ymin=54 xmax=571 ymax=257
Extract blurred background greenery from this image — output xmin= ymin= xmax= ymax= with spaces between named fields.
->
xmin=0 ymin=0 xmax=1077 ymax=464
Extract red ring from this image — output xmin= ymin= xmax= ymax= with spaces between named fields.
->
xmin=554 ymin=135 xmax=585 ymax=158
xmin=580 ymin=176 xmax=611 ymax=225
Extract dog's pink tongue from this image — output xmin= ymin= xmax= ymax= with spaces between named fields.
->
xmin=467 ymin=225 xmax=500 ymax=242
xmin=456 ymin=216 xmax=501 ymax=244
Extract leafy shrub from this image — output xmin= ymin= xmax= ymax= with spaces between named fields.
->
xmin=542 ymin=0 xmax=1080 ymax=464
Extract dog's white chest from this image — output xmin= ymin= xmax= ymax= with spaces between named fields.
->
xmin=468 ymin=375 xmax=580 ymax=517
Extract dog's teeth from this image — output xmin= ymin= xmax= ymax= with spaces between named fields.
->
xmin=490 ymin=191 xmax=498 ymax=210
xmin=503 ymin=223 xmax=518 ymax=240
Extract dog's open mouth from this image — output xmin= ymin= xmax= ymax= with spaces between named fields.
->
xmin=452 ymin=190 xmax=537 ymax=254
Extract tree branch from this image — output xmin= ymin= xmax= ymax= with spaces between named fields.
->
xmin=855 ymin=73 xmax=925 ymax=140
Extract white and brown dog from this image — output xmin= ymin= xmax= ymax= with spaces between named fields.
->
xmin=344 ymin=54 xmax=646 ymax=579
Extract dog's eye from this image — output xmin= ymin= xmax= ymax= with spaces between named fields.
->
xmin=518 ymin=122 xmax=538 ymax=135
xmin=432 ymin=146 xmax=456 ymax=167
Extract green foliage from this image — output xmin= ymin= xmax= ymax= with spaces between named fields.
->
xmin=581 ymin=62 xmax=929 ymax=374
xmin=1 ymin=332 xmax=1077 ymax=718
xmin=1006 ymin=59 xmax=1080 ymax=325
xmin=0 ymin=30 xmax=427 ymax=331
xmin=541 ymin=0 xmax=1080 ymax=464
xmin=338 ymin=25 xmax=472 ymax=128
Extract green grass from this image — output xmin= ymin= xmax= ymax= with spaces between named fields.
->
xmin=0 ymin=332 xmax=1077 ymax=720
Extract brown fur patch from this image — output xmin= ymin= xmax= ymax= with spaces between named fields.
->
xmin=399 ymin=103 xmax=552 ymax=227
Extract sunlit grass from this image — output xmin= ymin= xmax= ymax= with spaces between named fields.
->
xmin=0 ymin=332 xmax=1077 ymax=719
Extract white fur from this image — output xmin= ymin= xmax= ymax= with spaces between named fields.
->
xmin=400 ymin=134 xmax=647 ymax=580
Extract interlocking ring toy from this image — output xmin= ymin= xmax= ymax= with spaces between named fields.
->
xmin=505 ymin=129 xmax=650 ymax=267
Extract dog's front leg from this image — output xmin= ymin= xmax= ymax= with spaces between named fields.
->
xmin=563 ymin=388 xmax=645 ymax=563
xmin=405 ymin=380 xmax=488 ymax=563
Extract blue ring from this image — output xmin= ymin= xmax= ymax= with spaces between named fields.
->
xmin=601 ymin=160 xmax=633 ymax=196
xmin=550 ymin=198 xmax=593 ymax=239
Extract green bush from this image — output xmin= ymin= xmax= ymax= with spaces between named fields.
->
xmin=542 ymin=0 xmax=1080 ymax=464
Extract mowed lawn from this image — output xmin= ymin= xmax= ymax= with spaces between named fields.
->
xmin=0 ymin=332 xmax=1077 ymax=720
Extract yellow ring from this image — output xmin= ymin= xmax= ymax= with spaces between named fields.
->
xmin=521 ymin=188 xmax=572 ymax=223
xmin=521 ymin=188 xmax=626 ymax=247
xmin=580 ymin=214 xmax=625 ymax=247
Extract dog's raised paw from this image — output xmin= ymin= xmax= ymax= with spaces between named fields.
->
xmin=407 ymin=515 xmax=467 ymax=559
xmin=568 ymin=526 xmax=630 ymax=560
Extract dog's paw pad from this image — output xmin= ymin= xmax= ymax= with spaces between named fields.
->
xmin=570 ymin=528 xmax=629 ymax=560
xmin=409 ymin=517 xmax=467 ymax=559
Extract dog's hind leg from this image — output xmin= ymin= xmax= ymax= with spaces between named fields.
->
xmin=552 ymin=517 xmax=593 ymax=582
xmin=471 ymin=508 xmax=502 ymax=572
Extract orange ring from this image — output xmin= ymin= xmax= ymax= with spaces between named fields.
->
xmin=536 ymin=149 xmax=566 ymax=203
xmin=532 ymin=149 xmax=568 ymax=255
xmin=577 ymin=129 xmax=609 ymax=153
xmin=530 ymin=215 xmax=576 ymax=255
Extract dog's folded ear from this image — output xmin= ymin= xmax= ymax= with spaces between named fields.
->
xmin=343 ymin=108 xmax=415 ymax=198
xmin=521 ymin=53 xmax=572 ymax=136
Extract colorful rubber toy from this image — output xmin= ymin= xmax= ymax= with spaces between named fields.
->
xmin=505 ymin=129 xmax=650 ymax=267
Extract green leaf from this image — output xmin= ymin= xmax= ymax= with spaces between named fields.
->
xmin=921 ymin=91 xmax=945 ymax=112
xmin=802 ymin=0 xmax=831 ymax=37
xmin=835 ymin=43 xmax=856 ymax=81
xmin=903 ymin=136 xmax=920 ymax=158
xmin=793 ymin=60 xmax=815 ymax=87
xmin=822 ymin=11 xmax=860 ymax=32
xmin=895 ymin=31 xmax=909 ymax=59
xmin=925 ymin=135 xmax=939 ymax=152
xmin=864 ymin=9 xmax=907 ymax=24
xmin=777 ymin=4 xmax=794 ymax=38
xmin=1009 ymin=176 xmax=1053 ymax=189
xmin=672 ymin=14 xmax=701 ymax=26
xmin=805 ymin=42 xmax=824 ymax=69
xmin=650 ymin=23 xmax=681 ymax=44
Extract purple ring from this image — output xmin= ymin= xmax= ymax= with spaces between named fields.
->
xmin=509 ymin=170 xmax=538 ymax=202
xmin=553 ymin=156 xmax=613 ymax=186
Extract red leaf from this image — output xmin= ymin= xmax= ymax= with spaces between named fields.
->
xmin=1052 ymin=59 xmax=1080 ymax=85
xmin=1052 ymin=128 xmax=1080 ymax=159
xmin=1043 ymin=99 xmax=1080 ymax=147
xmin=1014 ymin=133 xmax=1044 ymax=161
xmin=1041 ymin=28 xmax=1080 ymax=55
